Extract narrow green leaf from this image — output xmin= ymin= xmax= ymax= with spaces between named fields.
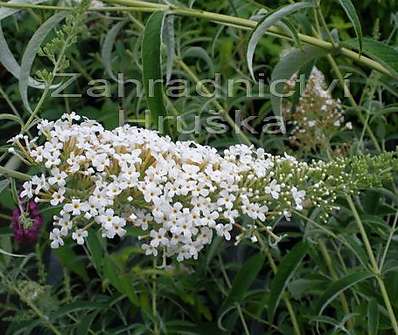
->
xmin=51 ymin=301 xmax=104 ymax=319
xmin=0 ymin=0 xmax=48 ymax=89
xmin=309 ymin=315 xmax=352 ymax=334
xmin=86 ymin=229 xmax=105 ymax=273
xmin=0 ymin=179 xmax=9 ymax=194
xmin=343 ymin=38 xmax=398 ymax=78
xmin=19 ymin=11 xmax=68 ymax=113
xmin=336 ymin=0 xmax=363 ymax=51
xmin=268 ymin=241 xmax=309 ymax=321
xmin=163 ymin=14 xmax=175 ymax=84
xmin=317 ymin=271 xmax=374 ymax=315
xmin=221 ymin=253 xmax=265 ymax=312
xmin=101 ymin=20 xmax=127 ymax=81
xmin=341 ymin=235 xmax=368 ymax=267
xmin=77 ymin=311 xmax=98 ymax=335
xmin=0 ymin=247 xmax=27 ymax=258
xmin=54 ymin=244 xmax=89 ymax=281
xmin=142 ymin=11 xmax=167 ymax=130
xmin=103 ymin=256 xmax=139 ymax=306
xmin=368 ymin=298 xmax=379 ymax=335
xmin=270 ymin=45 xmax=327 ymax=118
xmin=247 ymin=2 xmax=315 ymax=80
xmin=0 ymin=113 xmax=23 ymax=127
xmin=278 ymin=19 xmax=302 ymax=50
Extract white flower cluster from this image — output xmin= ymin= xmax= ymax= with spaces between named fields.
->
xmin=13 ymin=113 xmax=311 ymax=261
xmin=283 ymin=67 xmax=352 ymax=152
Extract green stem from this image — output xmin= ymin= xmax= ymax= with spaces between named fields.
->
xmin=0 ymin=166 xmax=30 ymax=180
xmin=0 ymin=1 xmax=154 ymax=12
xmin=346 ymin=195 xmax=398 ymax=335
xmin=23 ymin=85 xmax=50 ymax=131
xmin=380 ymin=211 xmax=398 ymax=271
xmin=236 ymin=303 xmax=251 ymax=335
xmin=266 ymin=249 xmax=301 ymax=335
xmin=256 ymin=233 xmax=302 ymax=335
xmin=218 ymin=255 xmax=251 ymax=335
xmin=318 ymin=240 xmax=353 ymax=329
xmin=23 ymin=33 xmax=70 ymax=131
xmin=0 ymin=84 xmax=21 ymax=118
xmin=152 ymin=258 xmax=160 ymax=335
xmin=22 ymin=5 xmax=87 ymax=131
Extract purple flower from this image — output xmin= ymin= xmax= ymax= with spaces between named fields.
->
xmin=11 ymin=201 xmax=44 ymax=244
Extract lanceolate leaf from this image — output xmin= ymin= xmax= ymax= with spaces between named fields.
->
xmin=317 ymin=271 xmax=374 ymax=315
xmin=0 ymin=0 xmax=48 ymax=88
xmin=343 ymin=38 xmax=398 ymax=78
xmin=278 ymin=20 xmax=302 ymax=50
xmin=270 ymin=45 xmax=327 ymax=118
xmin=163 ymin=14 xmax=175 ymax=84
xmin=19 ymin=12 xmax=68 ymax=113
xmin=86 ymin=229 xmax=105 ymax=274
xmin=221 ymin=253 xmax=265 ymax=313
xmin=336 ymin=0 xmax=363 ymax=51
xmin=103 ymin=256 xmax=139 ymax=306
xmin=101 ymin=20 xmax=127 ymax=81
xmin=0 ymin=113 xmax=24 ymax=127
xmin=0 ymin=179 xmax=10 ymax=194
xmin=54 ymin=244 xmax=89 ymax=281
xmin=368 ymin=298 xmax=379 ymax=335
xmin=268 ymin=241 xmax=309 ymax=322
xmin=142 ymin=11 xmax=168 ymax=130
xmin=247 ymin=2 xmax=315 ymax=80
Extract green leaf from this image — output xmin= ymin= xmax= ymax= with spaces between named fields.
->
xmin=221 ymin=253 xmax=265 ymax=312
xmin=0 ymin=113 xmax=23 ymax=127
xmin=51 ymin=301 xmax=105 ymax=320
xmin=103 ymin=256 xmax=139 ymax=306
xmin=101 ymin=20 xmax=127 ymax=81
xmin=341 ymin=235 xmax=368 ymax=267
xmin=317 ymin=271 xmax=374 ymax=315
xmin=278 ymin=19 xmax=302 ymax=50
xmin=247 ymin=2 xmax=315 ymax=80
xmin=19 ymin=11 xmax=68 ymax=113
xmin=163 ymin=15 xmax=175 ymax=84
xmin=0 ymin=0 xmax=48 ymax=89
xmin=86 ymin=229 xmax=105 ymax=273
xmin=368 ymin=298 xmax=379 ymax=335
xmin=142 ymin=11 xmax=168 ymax=130
xmin=77 ymin=311 xmax=99 ymax=335
xmin=268 ymin=241 xmax=309 ymax=321
xmin=54 ymin=244 xmax=89 ymax=281
xmin=336 ymin=0 xmax=363 ymax=51
xmin=309 ymin=315 xmax=353 ymax=333
xmin=270 ymin=45 xmax=327 ymax=118
xmin=182 ymin=46 xmax=215 ymax=77
xmin=0 ymin=179 xmax=9 ymax=194
xmin=343 ymin=38 xmax=398 ymax=78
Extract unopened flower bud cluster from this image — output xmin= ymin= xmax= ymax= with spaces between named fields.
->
xmin=283 ymin=67 xmax=352 ymax=153
xmin=10 ymin=114 xmax=396 ymax=261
